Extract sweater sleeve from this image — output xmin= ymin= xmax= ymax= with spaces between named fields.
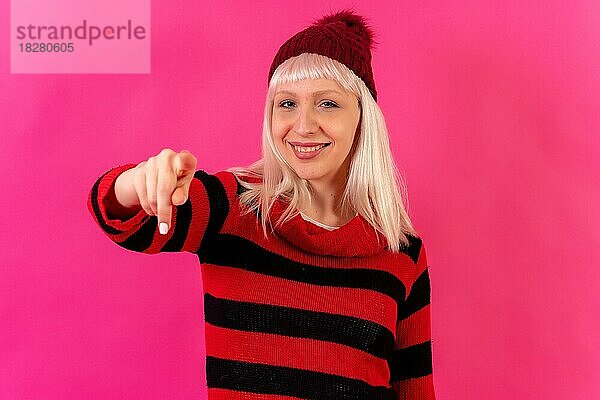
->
xmin=87 ymin=163 xmax=231 ymax=256
xmin=388 ymin=241 xmax=436 ymax=399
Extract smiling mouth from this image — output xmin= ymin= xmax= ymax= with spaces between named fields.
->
xmin=288 ymin=142 xmax=331 ymax=160
xmin=289 ymin=142 xmax=331 ymax=152
xmin=288 ymin=142 xmax=331 ymax=153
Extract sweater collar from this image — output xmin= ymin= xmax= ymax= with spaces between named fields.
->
xmin=268 ymin=197 xmax=388 ymax=257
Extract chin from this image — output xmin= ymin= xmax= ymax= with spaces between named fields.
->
xmin=295 ymin=170 xmax=326 ymax=182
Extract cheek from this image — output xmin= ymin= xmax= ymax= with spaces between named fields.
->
xmin=271 ymin=128 xmax=288 ymax=152
xmin=271 ymin=119 xmax=287 ymax=139
xmin=270 ymin=126 xmax=283 ymax=142
xmin=274 ymin=133 xmax=287 ymax=147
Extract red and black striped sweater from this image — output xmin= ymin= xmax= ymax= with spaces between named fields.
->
xmin=87 ymin=163 xmax=436 ymax=400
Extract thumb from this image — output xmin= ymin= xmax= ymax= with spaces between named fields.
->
xmin=171 ymin=186 xmax=189 ymax=206
xmin=175 ymin=150 xmax=197 ymax=177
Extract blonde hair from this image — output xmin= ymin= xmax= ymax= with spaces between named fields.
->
xmin=226 ymin=52 xmax=419 ymax=252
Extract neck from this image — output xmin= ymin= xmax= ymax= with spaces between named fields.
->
xmin=299 ymin=166 xmax=355 ymax=226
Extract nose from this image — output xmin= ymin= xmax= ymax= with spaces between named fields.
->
xmin=292 ymin=105 xmax=319 ymax=135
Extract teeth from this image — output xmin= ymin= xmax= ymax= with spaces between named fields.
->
xmin=293 ymin=144 xmax=326 ymax=152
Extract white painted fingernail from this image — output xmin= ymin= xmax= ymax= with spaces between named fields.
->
xmin=159 ymin=222 xmax=168 ymax=235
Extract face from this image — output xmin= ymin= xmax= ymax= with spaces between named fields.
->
xmin=272 ymin=78 xmax=361 ymax=187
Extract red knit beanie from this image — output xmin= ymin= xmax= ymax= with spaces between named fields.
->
xmin=268 ymin=9 xmax=379 ymax=102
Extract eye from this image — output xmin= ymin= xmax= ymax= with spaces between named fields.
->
xmin=320 ymin=100 xmax=339 ymax=108
xmin=278 ymin=100 xmax=295 ymax=109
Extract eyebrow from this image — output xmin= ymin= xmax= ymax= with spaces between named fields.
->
xmin=275 ymin=89 xmax=344 ymax=97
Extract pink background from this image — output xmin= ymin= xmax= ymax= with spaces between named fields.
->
xmin=1 ymin=1 xmax=598 ymax=399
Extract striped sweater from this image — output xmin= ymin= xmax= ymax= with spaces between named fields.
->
xmin=87 ymin=163 xmax=436 ymax=400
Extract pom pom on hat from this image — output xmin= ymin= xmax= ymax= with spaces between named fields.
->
xmin=268 ymin=9 xmax=379 ymax=101
xmin=313 ymin=9 xmax=376 ymax=48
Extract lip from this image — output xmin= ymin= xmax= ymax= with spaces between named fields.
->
xmin=289 ymin=142 xmax=329 ymax=160
xmin=289 ymin=141 xmax=330 ymax=146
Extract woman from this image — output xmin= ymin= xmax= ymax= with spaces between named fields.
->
xmin=88 ymin=9 xmax=436 ymax=400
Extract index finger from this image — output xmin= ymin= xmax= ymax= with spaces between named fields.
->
xmin=156 ymin=167 xmax=176 ymax=233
